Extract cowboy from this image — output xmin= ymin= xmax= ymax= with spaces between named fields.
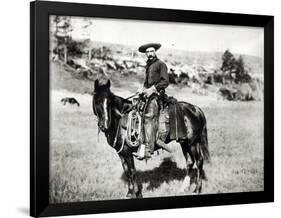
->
xmin=132 ymin=43 xmax=169 ymax=160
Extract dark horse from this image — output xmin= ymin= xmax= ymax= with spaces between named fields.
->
xmin=92 ymin=77 xmax=210 ymax=198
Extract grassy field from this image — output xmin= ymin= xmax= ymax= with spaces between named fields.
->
xmin=49 ymin=86 xmax=264 ymax=203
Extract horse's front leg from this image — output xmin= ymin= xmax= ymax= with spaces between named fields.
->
xmin=119 ymin=152 xmax=142 ymax=198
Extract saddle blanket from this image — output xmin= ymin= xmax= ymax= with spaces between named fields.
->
xmin=158 ymin=97 xmax=187 ymax=141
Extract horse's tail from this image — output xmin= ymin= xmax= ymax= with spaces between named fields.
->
xmin=199 ymin=110 xmax=210 ymax=162
xmin=200 ymin=124 xmax=210 ymax=162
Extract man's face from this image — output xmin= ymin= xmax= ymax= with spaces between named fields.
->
xmin=145 ymin=47 xmax=156 ymax=60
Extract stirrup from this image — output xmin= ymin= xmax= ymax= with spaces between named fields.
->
xmin=132 ymin=144 xmax=145 ymax=159
xmin=137 ymin=154 xmax=151 ymax=160
xmin=132 ymin=144 xmax=151 ymax=160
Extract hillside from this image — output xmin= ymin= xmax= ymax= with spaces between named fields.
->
xmin=89 ymin=41 xmax=264 ymax=76
xmin=50 ymin=40 xmax=263 ymax=101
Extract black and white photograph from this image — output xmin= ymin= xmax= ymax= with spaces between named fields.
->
xmin=49 ymin=15 xmax=264 ymax=203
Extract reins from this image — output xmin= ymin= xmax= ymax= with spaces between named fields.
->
xmin=92 ymin=92 xmax=101 ymax=142
xmin=125 ymin=93 xmax=138 ymax=100
xmin=113 ymin=120 xmax=125 ymax=154
xmin=93 ymin=92 xmax=125 ymax=154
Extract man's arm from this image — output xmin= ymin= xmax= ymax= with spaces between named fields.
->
xmin=155 ymin=62 xmax=169 ymax=91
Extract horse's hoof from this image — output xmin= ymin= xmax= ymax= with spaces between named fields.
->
xmin=193 ymin=187 xmax=201 ymax=194
xmin=126 ymin=192 xmax=137 ymax=198
xmin=136 ymin=193 xmax=143 ymax=198
xmin=178 ymin=185 xmax=190 ymax=194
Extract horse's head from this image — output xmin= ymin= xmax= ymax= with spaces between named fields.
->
xmin=92 ymin=77 xmax=112 ymax=132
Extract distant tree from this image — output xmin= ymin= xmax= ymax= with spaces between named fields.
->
xmin=66 ymin=39 xmax=89 ymax=57
xmin=221 ymin=49 xmax=237 ymax=73
xmin=237 ymin=55 xmax=245 ymax=73
xmin=53 ymin=16 xmax=73 ymax=63
xmin=220 ymin=50 xmax=252 ymax=84
xmin=80 ymin=18 xmax=94 ymax=60
xmin=236 ymin=55 xmax=251 ymax=83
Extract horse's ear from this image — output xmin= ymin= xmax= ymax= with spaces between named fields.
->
xmin=106 ymin=79 xmax=111 ymax=89
xmin=94 ymin=79 xmax=99 ymax=91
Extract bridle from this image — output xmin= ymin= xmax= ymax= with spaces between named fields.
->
xmin=92 ymin=92 xmax=124 ymax=154
xmin=92 ymin=92 xmax=112 ymax=132
xmin=92 ymin=92 xmax=100 ymax=128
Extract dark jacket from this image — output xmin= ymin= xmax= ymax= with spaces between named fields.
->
xmin=144 ymin=57 xmax=169 ymax=91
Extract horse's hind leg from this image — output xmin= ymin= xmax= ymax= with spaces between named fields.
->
xmin=180 ymin=141 xmax=195 ymax=169
xmin=192 ymin=142 xmax=204 ymax=193
xmin=178 ymin=141 xmax=193 ymax=193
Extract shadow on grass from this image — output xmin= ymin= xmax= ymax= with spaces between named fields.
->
xmin=122 ymin=157 xmax=187 ymax=190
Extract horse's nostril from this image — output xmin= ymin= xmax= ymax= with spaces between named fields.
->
xmin=99 ymin=125 xmax=106 ymax=131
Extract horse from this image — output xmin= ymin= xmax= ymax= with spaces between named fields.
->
xmin=92 ymin=77 xmax=210 ymax=198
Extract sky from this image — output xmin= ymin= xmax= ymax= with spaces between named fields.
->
xmin=53 ymin=16 xmax=264 ymax=58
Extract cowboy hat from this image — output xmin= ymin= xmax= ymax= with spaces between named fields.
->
xmin=138 ymin=43 xmax=161 ymax=53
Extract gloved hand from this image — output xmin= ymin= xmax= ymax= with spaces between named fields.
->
xmin=137 ymin=87 xmax=145 ymax=94
xmin=143 ymin=86 xmax=156 ymax=98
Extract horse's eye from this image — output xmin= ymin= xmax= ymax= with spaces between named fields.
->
xmin=96 ymin=108 xmax=104 ymax=117
xmin=95 ymin=97 xmax=102 ymax=103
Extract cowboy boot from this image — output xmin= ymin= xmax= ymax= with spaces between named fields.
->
xmin=143 ymin=143 xmax=152 ymax=160
xmin=133 ymin=98 xmax=158 ymax=160
xmin=132 ymin=143 xmax=152 ymax=160
xmin=132 ymin=144 xmax=145 ymax=159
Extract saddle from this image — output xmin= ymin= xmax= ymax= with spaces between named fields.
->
xmin=158 ymin=96 xmax=188 ymax=142
xmin=125 ymin=95 xmax=188 ymax=148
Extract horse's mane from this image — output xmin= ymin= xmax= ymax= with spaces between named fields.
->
xmin=94 ymin=76 xmax=132 ymax=115
xmin=113 ymin=93 xmax=131 ymax=104
xmin=108 ymin=92 xmax=132 ymax=117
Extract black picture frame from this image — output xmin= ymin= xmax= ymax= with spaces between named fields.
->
xmin=30 ymin=1 xmax=274 ymax=217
